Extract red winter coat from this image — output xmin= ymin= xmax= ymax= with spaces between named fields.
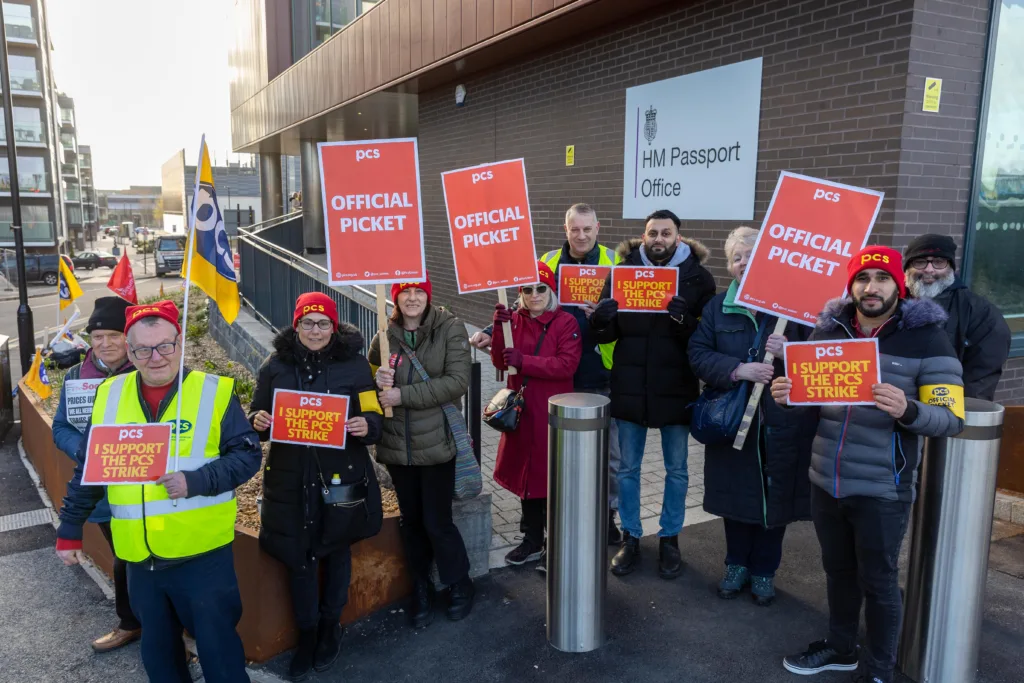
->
xmin=490 ymin=307 xmax=582 ymax=499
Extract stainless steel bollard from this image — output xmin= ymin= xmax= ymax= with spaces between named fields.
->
xmin=898 ymin=398 xmax=1005 ymax=683
xmin=546 ymin=393 xmax=610 ymax=653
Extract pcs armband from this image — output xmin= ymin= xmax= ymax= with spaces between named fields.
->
xmin=918 ymin=384 xmax=965 ymax=419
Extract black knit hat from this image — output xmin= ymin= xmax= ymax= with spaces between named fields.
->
xmin=903 ymin=234 xmax=957 ymax=271
xmin=86 ymin=296 xmax=131 ymax=334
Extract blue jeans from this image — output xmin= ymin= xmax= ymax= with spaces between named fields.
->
xmin=616 ymin=420 xmax=689 ymax=538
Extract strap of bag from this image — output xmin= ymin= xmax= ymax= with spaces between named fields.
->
xmin=519 ymin=322 xmax=552 ymax=391
xmin=747 ymin=315 xmax=772 ymax=363
xmin=395 ymin=338 xmax=475 ymax=457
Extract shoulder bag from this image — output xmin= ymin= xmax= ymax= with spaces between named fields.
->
xmin=482 ymin=321 xmax=552 ymax=433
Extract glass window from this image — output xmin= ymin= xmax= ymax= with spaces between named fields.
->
xmin=3 ymin=3 xmax=34 ymax=40
xmin=0 ymin=156 xmax=48 ymax=192
xmin=967 ymin=1 xmax=1024 ymax=340
xmin=0 ymin=106 xmax=45 ymax=143
xmin=7 ymin=53 xmax=39 ymax=91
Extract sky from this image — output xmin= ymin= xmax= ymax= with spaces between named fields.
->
xmin=47 ymin=0 xmax=246 ymax=190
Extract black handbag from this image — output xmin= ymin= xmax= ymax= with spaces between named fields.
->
xmin=690 ymin=316 xmax=770 ymax=446
xmin=482 ymin=321 xmax=551 ymax=433
xmin=313 ymin=450 xmax=383 ymax=546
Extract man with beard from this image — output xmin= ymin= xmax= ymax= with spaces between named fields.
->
xmin=771 ymin=246 xmax=964 ymax=683
xmin=903 ymin=234 xmax=1010 ymax=400
xmin=590 ymin=209 xmax=716 ymax=579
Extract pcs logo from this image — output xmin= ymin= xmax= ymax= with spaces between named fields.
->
xmin=166 ymin=419 xmax=194 ymax=436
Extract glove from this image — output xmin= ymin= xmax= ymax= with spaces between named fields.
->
xmin=591 ymin=298 xmax=618 ymax=327
xmin=493 ymin=303 xmax=513 ymax=324
xmin=503 ymin=348 xmax=524 ymax=370
xmin=667 ymin=295 xmax=688 ymax=321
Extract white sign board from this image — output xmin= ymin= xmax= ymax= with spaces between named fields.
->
xmin=622 ymin=58 xmax=763 ymax=221
xmin=63 ymin=378 xmax=104 ymax=434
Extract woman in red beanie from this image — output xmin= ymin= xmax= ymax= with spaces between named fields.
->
xmin=491 ymin=261 xmax=582 ymax=568
xmin=368 ymin=273 xmax=476 ymax=628
xmin=248 ymin=291 xmax=385 ymax=680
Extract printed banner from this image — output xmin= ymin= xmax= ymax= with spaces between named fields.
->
xmin=63 ymin=378 xmax=104 ymax=434
xmin=82 ymin=424 xmax=172 ymax=485
xmin=319 ymin=138 xmax=426 ymax=285
xmin=558 ymin=264 xmax=611 ymax=307
xmin=611 ymin=266 xmax=678 ymax=313
xmin=441 ymin=159 xmax=539 ymax=294
xmin=734 ymin=172 xmax=884 ymax=326
xmin=270 ymin=389 xmax=350 ymax=450
xmin=784 ymin=339 xmax=881 ymax=406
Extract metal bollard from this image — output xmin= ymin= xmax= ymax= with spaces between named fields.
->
xmin=546 ymin=393 xmax=610 ymax=653
xmin=898 ymin=398 xmax=1005 ymax=683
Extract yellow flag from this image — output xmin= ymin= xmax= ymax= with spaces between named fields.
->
xmin=58 ymin=257 xmax=83 ymax=311
xmin=23 ymin=347 xmax=51 ymax=399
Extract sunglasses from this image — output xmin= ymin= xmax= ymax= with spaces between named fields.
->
xmin=521 ymin=285 xmax=549 ymax=295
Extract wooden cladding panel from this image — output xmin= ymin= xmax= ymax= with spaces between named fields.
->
xmin=400 ymin=0 xmax=412 ymax=75
xmin=462 ymin=0 xmax=477 ymax=49
xmin=493 ymin=0 xmax=512 ymax=32
xmin=512 ymin=0 xmax=531 ymax=25
xmin=476 ymin=0 xmax=494 ymax=42
xmin=446 ymin=0 xmax=462 ymax=54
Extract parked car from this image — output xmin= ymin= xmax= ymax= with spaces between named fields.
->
xmin=72 ymin=250 xmax=117 ymax=270
xmin=155 ymin=235 xmax=187 ymax=277
xmin=103 ymin=226 xmax=119 ymax=237
xmin=0 ymin=253 xmax=73 ymax=286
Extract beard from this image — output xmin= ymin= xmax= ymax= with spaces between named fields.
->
xmin=646 ymin=240 xmax=676 ymax=263
xmin=907 ymin=271 xmax=955 ymax=299
xmin=854 ymin=289 xmax=900 ymax=318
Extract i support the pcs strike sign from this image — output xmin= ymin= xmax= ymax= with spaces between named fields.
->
xmin=318 ymin=138 xmax=426 ymax=286
xmin=441 ymin=159 xmax=539 ymax=294
xmin=734 ymin=172 xmax=884 ymax=326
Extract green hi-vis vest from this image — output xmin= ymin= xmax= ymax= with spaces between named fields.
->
xmin=540 ymin=245 xmax=618 ymax=370
xmin=93 ymin=371 xmax=237 ymax=563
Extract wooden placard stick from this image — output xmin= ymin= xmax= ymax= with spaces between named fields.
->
xmin=375 ymin=284 xmax=394 ymax=418
xmin=496 ymin=288 xmax=517 ymax=375
xmin=732 ymin=317 xmax=788 ymax=450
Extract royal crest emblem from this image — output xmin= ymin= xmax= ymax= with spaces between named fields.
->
xmin=643 ymin=106 xmax=657 ymax=145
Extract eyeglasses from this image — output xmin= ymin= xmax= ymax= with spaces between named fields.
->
xmin=299 ymin=319 xmax=333 ymax=331
xmin=521 ymin=285 xmax=549 ymax=295
xmin=910 ymin=257 xmax=950 ymax=271
xmin=130 ymin=337 xmax=178 ymax=360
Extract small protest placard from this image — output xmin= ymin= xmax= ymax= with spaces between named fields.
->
xmin=611 ymin=266 xmax=678 ymax=313
xmin=82 ymin=424 xmax=172 ymax=485
xmin=558 ymin=264 xmax=611 ymax=307
xmin=270 ymin=389 xmax=350 ymax=450
xmin=784 ymin=339 xmax=881 ymax=406
xmin=63 ymin=378 xmax=104 ymax=434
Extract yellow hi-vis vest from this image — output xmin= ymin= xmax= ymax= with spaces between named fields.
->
xmin=540 ymin=245 xmax=618 ymax=370
xmin=94 ymin=370 xmax=238 ymax=563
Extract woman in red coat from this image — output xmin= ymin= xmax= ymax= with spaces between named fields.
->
xmin=491 ymin=261 xmax=582 ymax=567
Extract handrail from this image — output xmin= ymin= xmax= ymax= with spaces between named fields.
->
xmin=240 ymin=210 xmax=304 ymax=236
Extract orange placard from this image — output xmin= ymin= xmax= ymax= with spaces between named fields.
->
xmin=784 ymin=339 xmax=881 ymax=406
xmin=558 ymin=264 xmax=611 ymax=307
xmin=441 ymin=159 xmax=539 ymax=294
xmin=82 ymin=424 xmax=172 ymax=485
xmin=270 ymin=389 xmax=350 ymax=450
xmin=734 ymin=172 xmax=884 ymax=326
xmin=319 ymin=138 xmax=426 ymax=285
xmin=611 ymin=266 xmax=678 ymax=312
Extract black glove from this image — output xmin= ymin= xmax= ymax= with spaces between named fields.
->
xmin=667 ymin=295 xmax=688 ymax=321
xmin=591 ymin=298 xmax=619 ymax=327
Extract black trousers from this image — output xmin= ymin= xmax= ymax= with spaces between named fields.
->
xmin=811 ymin=486 xmax=911 ymax=681
xmin=723 ymin=519 xmax=787 ymax=577
xmin=98 ymin=521 xmax=141 ymax=631
xmin=520 ymin=497 xmax=547 ymax=546
xmin=388 ymin=457 xmax=471 ymax=586
xmin=288 ymin=545 xmax=352 ymax=631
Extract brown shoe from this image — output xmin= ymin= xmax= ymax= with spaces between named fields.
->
xmin=91 ymin=627 xmax=141 ymax=652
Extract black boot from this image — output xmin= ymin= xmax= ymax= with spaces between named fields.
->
xmin=610 ymin=532 xmax=640 ymax=576
xmin=658 ymin=535 xmax=682 ymax=579
xmin=287 ymin=628 xmax=317 ymax=681
xmin=410 ymin=578 xmax=434 ymax=628
xmin=608 ymin=509 xmax=622 ymax=545
xmin=312 ymin=618 xmax=344 ymax=673
xmin=447 ymin=575 xmax=475 ymax=621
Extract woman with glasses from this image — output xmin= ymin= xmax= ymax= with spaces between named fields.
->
xmin=368 ymin=273 xmax=475 ymax=629
xmin=491 ymin=261 xmax=582 ymax=567
xmin=248 ymin=292 xmax=384 ymax=680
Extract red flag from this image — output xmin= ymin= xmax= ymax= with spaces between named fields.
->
xmin=107 ymin=253 xmax=138 ymax=304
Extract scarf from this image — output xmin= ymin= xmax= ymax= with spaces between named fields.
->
xmin=639 ymin=241 xmax=690 ymax=268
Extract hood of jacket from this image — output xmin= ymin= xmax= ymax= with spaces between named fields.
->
xmin=815 ymin=296 xmax=948 ymax=334
xmin=615 ymin=236 xmax=710 ymax=264
xmin=271 ymin=323 xmax=364 ymax=365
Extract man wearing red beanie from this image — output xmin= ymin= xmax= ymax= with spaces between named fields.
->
xmin=772 ymin=246 xmax=965 ymax=683
xmin=55 ymin=299 xmax=261 ymax=683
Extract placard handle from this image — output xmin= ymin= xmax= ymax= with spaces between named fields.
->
xmin=732 ymin=317 xmax=788 ymax=450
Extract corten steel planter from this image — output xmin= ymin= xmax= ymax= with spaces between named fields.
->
xmin=18 ymin=379 xmax=413 ymax=662
xmin=997 ymin=406 xmax=1024 ymax=495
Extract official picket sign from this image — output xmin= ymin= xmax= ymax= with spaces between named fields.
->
xmin=270 ymin=389 xmax=350 ymax=450
xmin=734 ymin=172 xmax=884 ymax=326
xmin=558 ymin=264 xmax=610 ymax=307
xmin=784 ymin=339 xmax=881 ymax=406
xmin=63 ymin=378 xmax=104 ymax=433
xmin=441 ymin=159 xmax=539 ymax=294
xmin=611 ymin=266 xmax=678 ymax=312
xmin=318 ymin=138 xmax=426 ymax=286
xmin=82 ymin=424 xmax=172 ymax=485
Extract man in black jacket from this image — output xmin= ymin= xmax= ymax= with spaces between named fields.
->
xmin=903 ymin=234 xmax=1010 ymax=400
xmin=591 ymin=209 xmax=716 ymax=579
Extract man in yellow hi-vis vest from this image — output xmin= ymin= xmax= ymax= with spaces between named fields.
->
xmin=469 ymin=203 xmax=624 ymax=546
xmin=56 ymin=300 xmax=261 ymax=683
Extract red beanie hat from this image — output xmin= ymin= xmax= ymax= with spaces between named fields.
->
xmin=124 ymin=300 xmax=181 ymax=336
xmin=530 ymin=261 xmax=557 ymax=293
xmin=293 ymin=292 xmax=339 ymax=330
xmin=846 ymin=245 xmax=906 ymax=298
xmin=391 ymin=272 xmax=432 ymax=306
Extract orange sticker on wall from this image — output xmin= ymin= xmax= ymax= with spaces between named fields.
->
xmin=558 ymin=264 xmax=611 ymax=307
xmin=611 ymin=266 xmax=678 ymax=312
xmin=270 ymin=389 xmax=350 ymax=449
xmin=82 ymin=424 xmax=172 ymax=485
xmin=784 ymin=339 xmax=881 ymax=405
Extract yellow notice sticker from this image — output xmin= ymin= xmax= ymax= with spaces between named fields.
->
xmin=923 ymin=77 xmax=942 ymax=112
xmin=565 ymin=145 xmax=575 ymax=167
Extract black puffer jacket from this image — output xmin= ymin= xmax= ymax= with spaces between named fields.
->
xmin=249 ymin=325 xmax=383 ymax=571
xmin=592 ymin=237 xmax=717 ymax=427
